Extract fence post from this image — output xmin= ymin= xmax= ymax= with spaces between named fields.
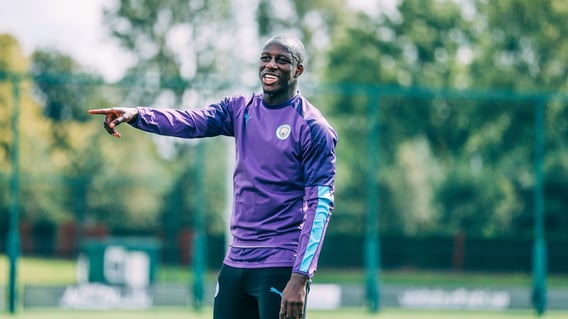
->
xmin=7 ymin=73 xmax=21 ymax=314
xmin=365 ymin=89 xmax=381 ymax=312
xmin=532 ymin=97 xmax=547 ymax=316
xmin=192 ymin=141 xmax=206 ymax=310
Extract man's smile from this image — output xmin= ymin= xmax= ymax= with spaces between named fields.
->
xmin=262 ymin=73 xmax=279 ymax=85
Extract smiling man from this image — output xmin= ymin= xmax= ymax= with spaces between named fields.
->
xmin=89 ymin=34 xmax=337 ymax=319
xmin=259 ymin=35 xmax=304 ymax=105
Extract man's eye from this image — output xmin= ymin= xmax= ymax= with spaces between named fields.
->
xmin=277 ymin=58 xmax=290 ymax=64
xmin=260 ymin=56 xmax=271 ymax=62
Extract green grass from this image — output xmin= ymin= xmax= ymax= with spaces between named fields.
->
xmin=315 ymin=269 xmax=540 ymax=287
xmin=2 ymin=254 xmax=568 ymax=288
xmin=1 ymin=256 xmax=78 ymax=285
xmin=3 ymin=255 xmax=568 ymax=318
xmin=8 ymin=308 xmax=568 ymax=319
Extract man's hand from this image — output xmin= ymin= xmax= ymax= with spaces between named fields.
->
xmin=280 ymin=273 xmax=309 ymax=319
xmin=88 ymin=107 xmax=139 ymax=138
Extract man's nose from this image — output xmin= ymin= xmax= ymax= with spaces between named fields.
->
xmin=265 ymin=58 xmax=277 ymax=69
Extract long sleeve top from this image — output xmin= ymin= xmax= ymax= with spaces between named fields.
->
xmin=131 ymin=93 xmax=337 ymax=277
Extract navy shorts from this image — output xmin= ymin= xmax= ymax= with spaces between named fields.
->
xmin=213 ymin=264 xmax=309 ymax=319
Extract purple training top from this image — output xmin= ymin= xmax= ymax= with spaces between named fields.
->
xmin=131 ymin=92 xmax=337 ymax=277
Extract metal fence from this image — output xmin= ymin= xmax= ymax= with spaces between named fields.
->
xmin=2 ymin=71 xmax=568 ymax=314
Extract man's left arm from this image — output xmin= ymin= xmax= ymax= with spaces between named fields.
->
xmin=293 ymin=121 xmax=337 ymax=277
xmin=280 ymin=121 xmax=337 ymax=318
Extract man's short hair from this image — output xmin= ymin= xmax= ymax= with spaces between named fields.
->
xmin=263 ymin=34 xmax=306 ymax=65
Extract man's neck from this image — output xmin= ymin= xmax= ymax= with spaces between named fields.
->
xmin=263 ymin=88 xmax=297 ymax=105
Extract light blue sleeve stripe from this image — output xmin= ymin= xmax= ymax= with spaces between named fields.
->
xmin=299 ymin=186 xmax=332 ymax=273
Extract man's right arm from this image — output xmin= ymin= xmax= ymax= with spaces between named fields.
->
xmin=132 ymin=101 xmax=235 ymax=139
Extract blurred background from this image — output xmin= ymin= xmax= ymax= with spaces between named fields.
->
xmin=1 ymin=0 xmax=567 ymax=316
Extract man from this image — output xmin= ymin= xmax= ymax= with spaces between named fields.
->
xmin=89 ymin=34 xmax=337 ymax=319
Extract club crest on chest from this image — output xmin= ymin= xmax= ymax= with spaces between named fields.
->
xmin=276 ymin=124 xmax=291 ymax=140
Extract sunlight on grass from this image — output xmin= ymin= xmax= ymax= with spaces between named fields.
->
xmin=0 ymin=255 xmax=77 ymax=285
xmin=3 ymin=255 xmax=568 ymax=288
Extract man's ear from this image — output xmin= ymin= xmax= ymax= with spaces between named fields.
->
xmin=294 ymin=64 xmax=304 ymax=78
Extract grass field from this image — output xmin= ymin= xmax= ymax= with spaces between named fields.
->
xmin=2 ymin=255 xmax=567 ymax=318
xmin=3 ymin=255 xmax=568 ymax=288
xmin=8 ymin=308 xmax=568 ymax=319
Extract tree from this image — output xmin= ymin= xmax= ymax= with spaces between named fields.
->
xmin=30 ymin=50 xmax=104 ymax=150
xmin=321 ymin=1 xmax=475 ymax=235
xmin=467 ymin=0 xmax=568 ymax=238
xmin=321 ymin=0 xmax=568 ymax=238
xmin=256 ymin=0 xmax=350 ymax=77
xmin=103 ymin=0 xmax=233 ymax=105
xmin=470 ymin=0 xmax=568 ymax=91
xmin=103 ymin=0 xmax=236 ymax=236
xmin=0 ymin=34 xmax=64 ymax=227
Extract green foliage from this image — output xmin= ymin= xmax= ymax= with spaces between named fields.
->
xmin=103 ymin=0 xmax=232 ymax=104
xmin=321 ymin=0 xmax=568 ymax=239
xmin=471 ymin=0 xmax=568 ymax=91
xmin=31 ymin=50 xmax=101 ymax=123
xmin=0 ymin=35 xmax=65 ymax=225
xmin=256 ymin=0 xmax=350 ymax=76
xmin=0 ymin=35 xmax=186 ymax=233
xmin=99 ymin=0 xmax=235 ymax=235
xmin=3 ymin=0 xmax=568 ymax=248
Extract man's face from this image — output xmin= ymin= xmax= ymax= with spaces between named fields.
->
xmin=259 ymin=42 xmax=303 ymax=98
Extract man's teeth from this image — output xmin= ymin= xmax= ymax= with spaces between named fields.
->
xmin=263 ymin=74 xmax=278 ymax=84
